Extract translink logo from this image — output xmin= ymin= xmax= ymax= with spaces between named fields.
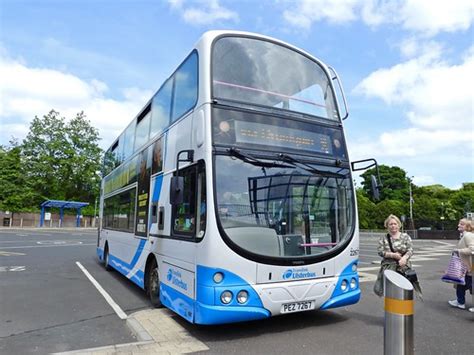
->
xmin=167 ymin=268 xmax=188 ymax=291
xmin=282 ymin=268 xmax=316 ymax=280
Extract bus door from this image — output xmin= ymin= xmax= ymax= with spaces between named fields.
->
xmin=162 ymin=159 xmax=206 ymax=321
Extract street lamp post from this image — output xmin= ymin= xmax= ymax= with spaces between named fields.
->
xmin=408 ymin=176 xmax=414 ymax=230
xmin=440 ymin=202 xmax=445 ymax=230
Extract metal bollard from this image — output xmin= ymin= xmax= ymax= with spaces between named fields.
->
xmin=384 ymin=270 xmax=414 ymax=355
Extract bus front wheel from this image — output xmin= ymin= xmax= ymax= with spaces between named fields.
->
xmin=147 ymin=259 xmax=162 ymax=308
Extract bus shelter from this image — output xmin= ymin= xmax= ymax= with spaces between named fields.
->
xmin=40 ymin=200 xmax=89 ymax=227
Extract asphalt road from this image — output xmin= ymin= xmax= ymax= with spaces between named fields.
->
xmin=0 ymin=229 xmax=472 ymax=354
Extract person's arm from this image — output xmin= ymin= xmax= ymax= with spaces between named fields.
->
xmin=377 ymin=235 xmax=386 ymax=257
xmin=457 ymin=232 xmax=474 ymax=256
xmin=399 ymin=234 xmax=413 ymax=267
xmin=378 ymin=234 xmax=401 ymax=260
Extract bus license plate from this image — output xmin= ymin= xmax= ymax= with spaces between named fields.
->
xmin=281 ymin=301 xmax=315 ymax=314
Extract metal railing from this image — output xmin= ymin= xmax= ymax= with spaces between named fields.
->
xmin=360 ymin=230 xmax=418 ymax=239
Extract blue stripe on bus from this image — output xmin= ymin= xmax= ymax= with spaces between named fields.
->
xmin=152 ymin=174 xmax=163 ymax=203
xmin=99 ymin=239 xmax=147 ymax=289
xmin=130 ymin=239 xmax=147 ymax=268
xmin=320 ymin=260 xmax=361 ymax=310
xmin=161 ymin=282 xmax=194 ymax=322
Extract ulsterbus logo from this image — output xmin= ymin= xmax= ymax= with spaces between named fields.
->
xmin=167 ymin=268 xmax=188 ymax=291
xmin=282 ymin=268 xmax=316 ymax=280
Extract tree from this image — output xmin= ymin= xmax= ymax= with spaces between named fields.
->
xmin=62 ymin=111 xmax=102 ymax=202
xmin=355 ymin=189 xmax=376 ymax=229
xmin=360 ymin=165 xmax=410 ymax=202
xmin=21 ymin=110 xmax=103 ymax=208
xmin=449 ymin=189 xmax=474 ymax=219
xmin=370 ymin=199 xmax=406 ymax=229
xmin=0 ymin=140 xmax=39 ymax=211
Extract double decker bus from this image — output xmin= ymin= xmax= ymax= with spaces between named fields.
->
xmin=98 ymin=30 xmax=377 ymax=325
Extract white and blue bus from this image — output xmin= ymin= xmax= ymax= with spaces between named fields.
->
xmin=97 ymin=30 xmax=377 ymax=325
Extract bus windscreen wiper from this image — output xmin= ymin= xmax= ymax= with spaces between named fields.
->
xmin=277 ymin=153 xmax=349 ymax=178
xmin=227 ymin=148 xmax=294 ymax=169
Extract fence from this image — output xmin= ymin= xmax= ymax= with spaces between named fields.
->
xmin=360 ymin=230 xmax=418 ymax=239
xmin=0 ymin=211 xmax=96 ymax=228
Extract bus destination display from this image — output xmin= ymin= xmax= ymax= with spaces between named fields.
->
xmin=234 ymin=121 xmax=333 ymax=154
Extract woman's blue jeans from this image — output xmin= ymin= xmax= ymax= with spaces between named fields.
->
xmin=456 ymin=274 xmax=472 ymax=305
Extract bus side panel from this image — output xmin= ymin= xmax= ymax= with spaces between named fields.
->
xmin=99 ymin=230 xmax=148 ymax=289
xmin=159 ymin=258 xmax=195 ymax=323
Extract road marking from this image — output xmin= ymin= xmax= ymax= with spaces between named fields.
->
xmin=431 ymin=240 xmax=456 ymax=246
xmin=359 ymin=266 xmax=382 ymax=271
xmin=37 ymin=240 xmax=83 ymax=245
xmin=0 ymin=266 xmax=26 ymax=272
xmin=0 ymin=243 xmax=95 ymax=250
xmin=410 ymin=257 xmax=437 ymax=261
xmin=0 ymin=250 xmax=26 ymax=256
xmin=359 ymin=272 xmax=377 ymax=282
xmin=75 ymin=261 xmax=128 ymax=320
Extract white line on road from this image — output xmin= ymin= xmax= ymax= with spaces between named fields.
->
xmin=0 ymin=250 xmax=26 ymax=256
xmin=0 ymin=243 xmax=95 ymax=249
xmin=75 ymin=261 xmax=128 ymax=320
xmin=0 ymin=265 xmax=26 ymax=272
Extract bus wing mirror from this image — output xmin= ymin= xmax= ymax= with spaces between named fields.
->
xmin=170 ymin=176 xmax=184 ymax=205
xmin=370 ymin=175 xmax=380 ymax=201
xmin=351 ymin=158 xmax=382 ymax=201
xmin=176 ymin=149 xmax=194 ymax=172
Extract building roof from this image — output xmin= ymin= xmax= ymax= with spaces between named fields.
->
xmin=40 ymin=200 xmax=89 ymax=209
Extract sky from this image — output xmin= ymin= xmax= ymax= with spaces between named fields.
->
xmin=1 ymin=0 xmax=473 ymax=189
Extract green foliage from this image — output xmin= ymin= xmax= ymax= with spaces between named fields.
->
xmin=0 ymin=140 xmax=40 ymax=211
xmin=360 ymin=165 xmax=409 ymax=202
xmin=355 ymin=189 xmax=375 ymax=229
xmin=356 ymin=164 xmax=474 ymax=230
xmin=370 ymin=199 xmax=406 ymax=229
xmin=449 ymin=189 xmax=474 ymax=218
xmin=1 ymin=110 xmax=103 ymax=211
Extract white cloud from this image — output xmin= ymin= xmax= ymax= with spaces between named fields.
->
xmin=283 ymin=0 xmax=474 ymax=36
xmin=168 ymin=0 xmax=238 ymax=26
xmin=354 ymin=45 xmax=473 ymax=129
xmin=412 ymin=175 xmax=435 ymax=186
xmin=398 ymin=0 xmax=474 ymax=36
xmin=0 ymin=56 xmax=151 ymax=149
xmin=283 ymin=0 xmax=358 ymax=29
xmin=350 ymin=45 xmax=474 ymax=187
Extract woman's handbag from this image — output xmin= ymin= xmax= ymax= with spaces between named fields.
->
xmin=441 ymin=252 xmax=468 ymax=285
xmin=402 ymin=268 xmax=418 ymax=283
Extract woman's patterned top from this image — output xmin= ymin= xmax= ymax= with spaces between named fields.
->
xmin=377 ymin=232 xmax=413 ymax=259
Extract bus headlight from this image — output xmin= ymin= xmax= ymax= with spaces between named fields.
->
xmin=237 ymin=290 xmax=248 ymax=304
xmin=341 ymin=280 xmax=348 ymax=292
xmin=352 ymin=263 xmax=357 ymax=272
xmin=350 ymin=278 xmax=357 ymax=289
xmin=221 ymin=291 xmax=233 ymax=304
xmin=213 ymin=272 xmax=224 ymax=283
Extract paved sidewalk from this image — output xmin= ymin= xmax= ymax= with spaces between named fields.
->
xmin=55 ymin=309 xmax=209 ymax=355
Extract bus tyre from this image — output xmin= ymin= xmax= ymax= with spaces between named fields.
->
xmin=104 ymin=247 xmax=112 ymax=271
xmin=147 ymin=260 xmax=162 ymax=308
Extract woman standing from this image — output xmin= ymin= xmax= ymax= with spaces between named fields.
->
xmin=448 ymin=218 xmax=474 ymax=312
xmin=374 ymin=214 xmax=421 ymax=298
